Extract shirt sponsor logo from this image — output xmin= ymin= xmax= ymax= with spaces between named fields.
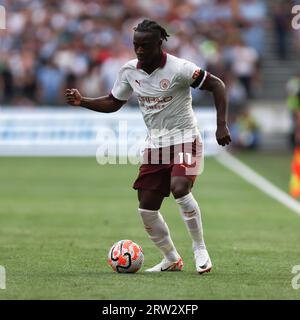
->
xmin=138 ymin=95 xmax=173 ymax=111
xmin=138 ymin=96 xmax=173 ymax=104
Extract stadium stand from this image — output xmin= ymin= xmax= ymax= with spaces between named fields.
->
xmin=0 ymin=0 xmax=270 ymax=107
xmin=1 ymin=0 xmax=299 ymax=151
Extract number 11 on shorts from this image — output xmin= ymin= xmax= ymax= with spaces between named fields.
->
xmin=178 ymin=152 xmax=192 ymax=165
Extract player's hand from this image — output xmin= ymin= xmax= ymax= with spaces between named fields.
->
xmin=216 ymin=124 xmax=231 ymax=146
xmin=65 ymin=88 xmax=82 ymax=106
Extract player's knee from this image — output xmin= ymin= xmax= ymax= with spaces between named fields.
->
xmin=139 ymin=201 xmax=154 ymax=210
xmin=171 ymin=177 xmax=192 ymax=199
xmin=137 ymin=190 xmax=164 ymax=210
xmin=171 ymin=184 xmax=190 ymax=199
xmin=139 ymin=198 xmax=161 ymax=211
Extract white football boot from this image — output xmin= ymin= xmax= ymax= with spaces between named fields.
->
xmin=145 ymin=257 xmax=183 ymax=272
xmin=194 ymin=249 xmax=212 ymax=274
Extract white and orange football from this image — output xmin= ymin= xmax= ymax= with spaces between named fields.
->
xmin=108 ymin=240 xmax=144 ymax=273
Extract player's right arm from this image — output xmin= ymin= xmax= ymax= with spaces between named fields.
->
xmin=65 ymin=63 xmax=133 ymax=113
xmin=65 ymin=89 xmax=126 ymax=113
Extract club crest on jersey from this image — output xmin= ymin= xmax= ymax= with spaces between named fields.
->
xmin=160 ymin=79 xmax=170 ymax=90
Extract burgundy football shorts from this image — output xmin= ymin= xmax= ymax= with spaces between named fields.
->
xmin=133 ymin=138 xmax=202 ymax=197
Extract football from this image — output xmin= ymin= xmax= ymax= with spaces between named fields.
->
xmin=108 ymin=240 xmax=144 ymax=273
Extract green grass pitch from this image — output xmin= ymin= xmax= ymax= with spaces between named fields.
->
xmin=0 ymin=153 xmax=299 ymax=300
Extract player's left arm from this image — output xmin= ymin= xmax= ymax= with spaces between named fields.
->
xmin=200 ymin=74 xmax=231 ymax=146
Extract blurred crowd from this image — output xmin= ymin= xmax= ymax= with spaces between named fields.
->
xmin=0 ymin=0 xmax=298 ymax=112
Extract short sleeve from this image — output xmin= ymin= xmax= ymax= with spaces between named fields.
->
xmin=180 ymin=59 xmax=207 ymax=89
xmin=111 ymin=66 xmax=133 ymax=101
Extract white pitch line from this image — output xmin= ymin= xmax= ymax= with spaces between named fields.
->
xmin=215 ymin=151 xmax=300 ymax=216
